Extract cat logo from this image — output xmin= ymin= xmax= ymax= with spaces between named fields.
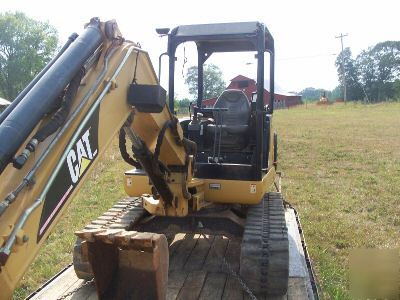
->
xmin=38 ymin=108 xmax=100 ymax=241
xmin=67 ymin=128 xmax=98 ymax=183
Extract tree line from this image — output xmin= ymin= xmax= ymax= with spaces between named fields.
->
xmin=300 ymin=41 xmax=400 ymax=102
xmin=3 ymin=12 xmax=397 ymax=106
xmin=336 ymin=42 xmax=400 ymax=102
xmin=299 ymin=87 xmax=341 ymax=101
xmin=301 ymin=42 xmax=400 ymax=102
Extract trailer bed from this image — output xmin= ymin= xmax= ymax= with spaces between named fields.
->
xmin=28 ymin=208 xmax=316 ymax=300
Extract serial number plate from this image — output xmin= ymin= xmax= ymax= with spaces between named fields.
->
xmin=209 ymin=183 xmax=221 ymax=190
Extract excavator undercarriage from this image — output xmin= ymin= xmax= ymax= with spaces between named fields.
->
xmin=30 ymin=188 xmax=318 ymax=300
xmin=72 ymin=193 xmax=291 ymax=299
xmin=0 ymin=18 xmax=318 ymax=299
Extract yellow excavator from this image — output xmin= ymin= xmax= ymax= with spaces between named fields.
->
xmin=0 ymin=18 xmax=317 ymax=300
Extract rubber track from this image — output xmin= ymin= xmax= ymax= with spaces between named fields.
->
xmin=84 ymin=197 xmax=145 ymax=230
xmin=240 ymin=192 xmax=289 ymax=296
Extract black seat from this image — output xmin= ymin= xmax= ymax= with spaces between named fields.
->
xmin=207 ymin=89 xmax=251 ymax=135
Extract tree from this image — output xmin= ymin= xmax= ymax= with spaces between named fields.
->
xmin=393 ymin=79 xmax=400 ymax=100
xmin=330 ymin=86 xmax=340 ymax=99
xmin=355 ymin=42 xmax=400 ymax=102
xmin=0 ymin=12 xmax=58 ymax=100
xmin=299 ymin=87 xmax=323 ymax=100
xmin=336 ymin=41 xmax=400 ymax=102
xmin=373 ymin=42 xmax=400 ymax=75
xmin=356 ymin=49 xmax=378 ymax=101
xmin=370 ymin=41 xmax=400 ymax=100
xmin=185 ymin=64 xmax=226 ymax=100
xmin=335 ymin=48 xmax=363 ymax=100
xmin=175 ymin=97 xmax=191 ymax=114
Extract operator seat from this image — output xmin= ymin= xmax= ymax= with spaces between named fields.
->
xmin=206 ymin=89 xmax=251 ymax=147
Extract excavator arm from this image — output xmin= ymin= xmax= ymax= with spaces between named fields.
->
xmin=0 ymin=18 xmax=192 ymax=299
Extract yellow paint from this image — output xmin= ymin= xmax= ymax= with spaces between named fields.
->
xmin=124 ymin=172 xmax=152 ymax=196
xmin=79 ymin=157 xmax=91 ymax=177
xmin=124 ymin=167 xmax=276 ymax=208
xmin=203 ymin=168 xmax=276 ymax=204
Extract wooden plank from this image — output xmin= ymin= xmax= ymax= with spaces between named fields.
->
xmin=285 ymin=209 xmax=314 ymax=299
xmin=61 ymin=278 xmax=84 ymax=300
xmin=199 ymin=272 xmax=227 ymax=300
xmin=266 ymin=294 xmax=286 ymax=300
xmin=224 ymin=238 xmax=241 ymax=272
xmin=184 ymin=235 xmax=214 ymax=271
xmin=245 ymin=292 xmax=280 ymax=300
xmin=204 ymin=235 xmax=229 ymax=272
xmin=222 ymin=276 xmax=244 ymax=300
xmin=242 ymin=280 xmax=307 ymax=300
xmin=31 ymin=267 xmax=79 ymax=299
xmin=85 ymin=291 xmax=99 ymax=300
xmin=169 ymin=234 xmax=198 ymax=271
xmin=65 ymin=281 xmax=96 ymax=300
xmin=62 ymin=277 xmax=83 ymax=292
xmin=286 ymin=210 xmax=307 ymax=278
xmin=31 ymin=214 xmax=315 ymax=300
xmin=176 ymin=270 xmax=207 ymax=300
xmin=166 ymin=270 xmax=188 ymax=300
xmin=287 ymin=277 xmax=309 ymax=300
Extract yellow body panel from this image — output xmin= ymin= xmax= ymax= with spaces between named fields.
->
xmin=125 ymin=167 xmax=276 ymax=205
xmin=124 ymin=171 xmax=152 ymax=196
xmin=203 ymin=167 xmax=276 ymax=204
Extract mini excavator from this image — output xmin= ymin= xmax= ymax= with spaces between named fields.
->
xmin=0 ymin=19 xmax=292 ymax=299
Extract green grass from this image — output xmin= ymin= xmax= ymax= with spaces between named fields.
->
xmin=276 ymin=102 xmax=400 ymax=299
xmin=14 ymin=102 xmax=400 ymax=299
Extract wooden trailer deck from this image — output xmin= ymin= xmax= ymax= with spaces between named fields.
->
xmin=28 ymin=209 xmax=316 ymax=300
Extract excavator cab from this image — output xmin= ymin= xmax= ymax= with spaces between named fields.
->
xmin=118 ymin=22 xmax=288 ymax=298
xmin=122 ymin=22 xmax=289 ymax=298
xmin=165 ymin=22 xmax=276 ymax=180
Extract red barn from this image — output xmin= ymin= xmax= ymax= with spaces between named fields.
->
xmin=202 ymin=75 xmax=302 ymax=109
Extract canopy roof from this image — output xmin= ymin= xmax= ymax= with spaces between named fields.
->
xmin=169 ymin=22 xmax=274 ymax=53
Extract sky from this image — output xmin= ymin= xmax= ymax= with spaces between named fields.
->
xmin=1 ymin=0 xmax=399 ymax=98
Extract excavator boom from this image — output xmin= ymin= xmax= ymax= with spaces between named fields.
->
xmin=0 ymin=19 xmax=192 ymax=299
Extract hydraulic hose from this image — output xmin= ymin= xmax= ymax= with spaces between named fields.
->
xmin=0 ymin=18 xmax=103 ymax=174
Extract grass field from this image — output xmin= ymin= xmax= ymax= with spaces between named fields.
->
xmin=14 ymin=102 xmax=400 ymax=299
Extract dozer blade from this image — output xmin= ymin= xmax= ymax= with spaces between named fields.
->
xmin=75 ymin=229 xmax=169 ymax=300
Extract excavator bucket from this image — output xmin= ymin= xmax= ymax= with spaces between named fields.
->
xmin=74 ymin=198 xmax=171 ymax=299
xmin=75 ymin=229 xmax=169 ymax=300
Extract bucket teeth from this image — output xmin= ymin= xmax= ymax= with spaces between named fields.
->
xmin=74 ymin=197 xmax=169 ymax=299
xmin=112 ymin=231 xmax=139 ymax=245
xmin=93 ymin=229 xmax=124 ymax=244
xmin=75 ymin=228 xmax=106 ymax=242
